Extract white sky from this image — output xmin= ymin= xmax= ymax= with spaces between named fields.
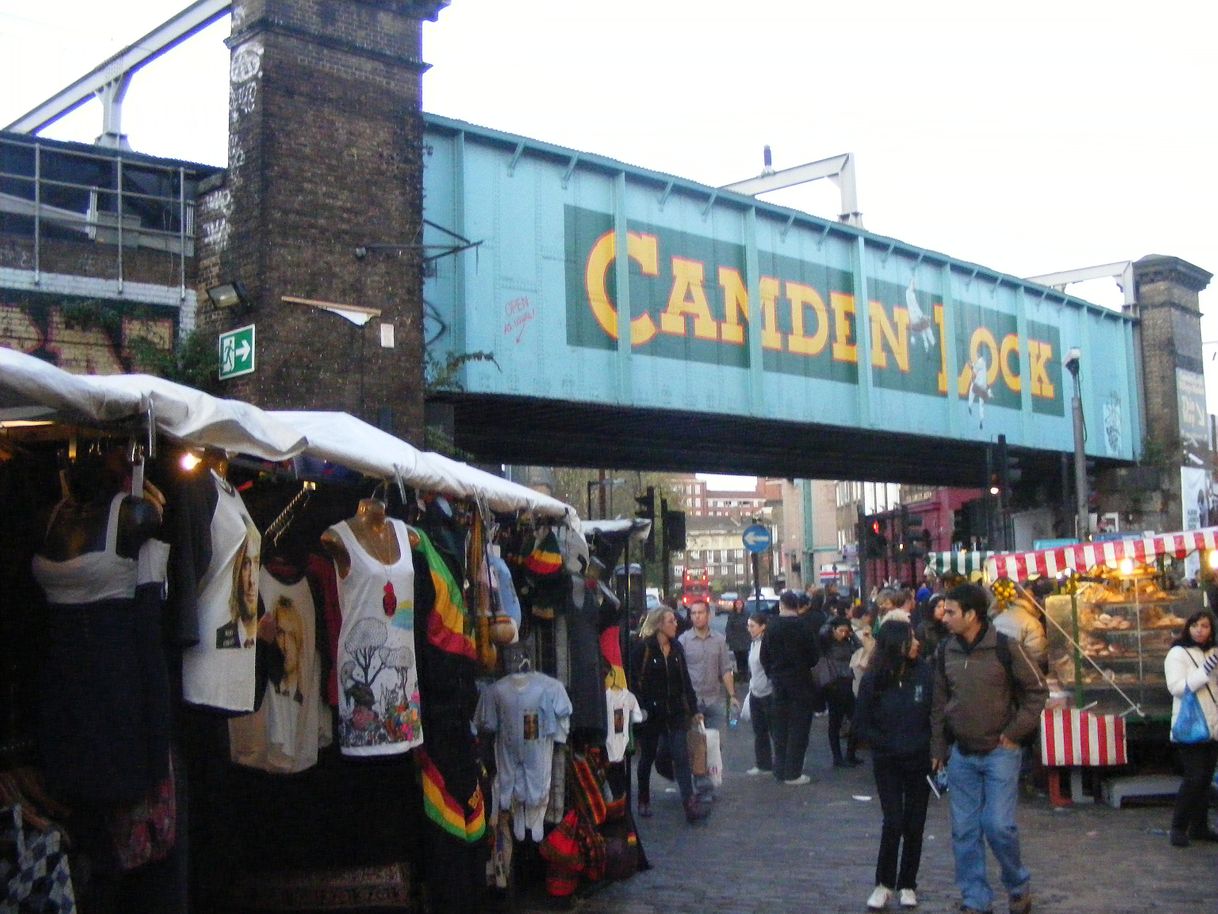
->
xmin=3 ymin=0 xmax=1217 ymax=413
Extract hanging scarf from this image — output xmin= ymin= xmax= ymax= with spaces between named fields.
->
xmin=417 ymin=749 xmax=485 ymax=843
xmin=410 ymin=527 xmax=477 ymax=661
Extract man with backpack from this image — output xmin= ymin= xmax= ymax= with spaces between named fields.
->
xmin=931 ymin=583 xmax=1047 ymax=914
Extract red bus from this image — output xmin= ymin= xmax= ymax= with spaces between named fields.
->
xmin=681 ymin=566 xmax=712 ymax=609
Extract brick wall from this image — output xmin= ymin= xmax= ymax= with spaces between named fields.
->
xmin=195 ymin=0 xmax=446 ymax=442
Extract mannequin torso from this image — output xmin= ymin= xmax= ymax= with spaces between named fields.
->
xmin=320 ymin=497 xmax=400 ymax=578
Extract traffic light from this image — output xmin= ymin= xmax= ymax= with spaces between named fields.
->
xmin=902 ymin=506 xmax=926 ymax=559
xmin=634 ymin=486 xmax=656 ymax=560
xmin=664 ymin=508 xmax=686 ymax=552
xmin=996 ymin=434 xmax=1021 ymax=506
xmin=863 ymin=516 xmax=887 ymax=558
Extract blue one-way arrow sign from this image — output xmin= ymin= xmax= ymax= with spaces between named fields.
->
xmin=742 ymin=524 xmax=772 ymax=553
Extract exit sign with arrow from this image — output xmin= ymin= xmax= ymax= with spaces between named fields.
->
xmin=218 ymin=324 xmax=256 ymax=380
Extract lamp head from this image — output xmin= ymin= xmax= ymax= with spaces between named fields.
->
xmin=1064 ymin=347 xmax=1081 ymax=377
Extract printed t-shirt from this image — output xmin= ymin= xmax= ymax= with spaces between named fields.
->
xmin=182 ymin=471 xmax=261 ymax=712
xmin=604 ymin=688 xmax=643 ymax=762
xmin=230 ymin=566 xmax=332 ymax=772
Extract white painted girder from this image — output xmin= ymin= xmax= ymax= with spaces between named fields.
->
xmin=4 ymin=0 xmax=232 ymax=136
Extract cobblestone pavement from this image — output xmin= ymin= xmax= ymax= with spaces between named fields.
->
xmin=517 ymin=712 xmax=1214 ymax=914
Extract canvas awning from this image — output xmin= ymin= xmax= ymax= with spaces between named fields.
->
xmin=984 ymin=527 xmax=1218 ymax=581
xmin=266 ymin=412 xmax=578 ymax=519
xmin=0 ymin=348 xmax=307 ymax=461
xmin=0 ymin=351 xmax=575 ymax=519
xmin=925 ymin=551 xmax=998 ymax=578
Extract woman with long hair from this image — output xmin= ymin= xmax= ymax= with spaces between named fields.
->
xmin=1164 ymin=609 xmax=1218 ymax=847
xmin=631 ymin=607 xmax=707 ymax=823
xmin=855 ymin=620 xmax=935 ymax=911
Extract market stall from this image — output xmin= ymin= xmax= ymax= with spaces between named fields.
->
xmin=1 ymin=350 xmax=646 ymax=912
xmin=985 ymin=529 xmax=1215 ymax=718
xmin=925 ymin=550 xmax=998 ymax=580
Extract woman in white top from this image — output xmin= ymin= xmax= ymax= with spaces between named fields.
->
xmin=1164 ymin=610 xmax=1218 ymax=847
xmin=746 ymin=612 xmax=774 ymax=775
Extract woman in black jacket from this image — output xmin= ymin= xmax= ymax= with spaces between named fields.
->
xmin=855 ymin=619 xmax=935 ymax=911
xmin=631 ymin=607 xmax=707 ymax=823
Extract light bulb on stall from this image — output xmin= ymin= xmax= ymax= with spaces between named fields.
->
xmin=179 ymin=450 xmax=203 ymax=472
xmin=1118 ymin=558 xmax=1134 ymax=577
xmin=1208 ymin=550 xmax=1218 ymax=571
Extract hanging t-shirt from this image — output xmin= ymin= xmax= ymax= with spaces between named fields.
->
xmin=181 ymin=471 xmax=261 ymax=712
xmin=329 ymin=518 xmax=423 ymax=756
xmin=475 ymin=672 xmax=572 ymax=838
xmin=230 ymin=565 xmax=332 ymax=773
xmin=604 ymin=688 xmax=643 ymax=763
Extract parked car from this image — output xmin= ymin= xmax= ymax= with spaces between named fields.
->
xmin=645 ymin=593 xmax=662 ymax=614
xmin=743 ymin=595 xmax=780 ymax=616
xmin=716 ymin=591 xmax=739 ymax=614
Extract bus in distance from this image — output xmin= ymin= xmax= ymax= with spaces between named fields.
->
xmin=681 ymin=566 xmax=711 ymax=609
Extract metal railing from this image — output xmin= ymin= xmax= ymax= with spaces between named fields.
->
xmin=0 ymin=136 xmax=205 ymax=300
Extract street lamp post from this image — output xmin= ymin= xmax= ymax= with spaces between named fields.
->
xmin=1065 ymin=348 xmax=1088 ymax=541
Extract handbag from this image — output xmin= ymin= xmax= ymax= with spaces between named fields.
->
xmin=1172 ymin=689 xmax=1210 ymax=744
xmin=812 ymin=657 xmax=834 ymax=688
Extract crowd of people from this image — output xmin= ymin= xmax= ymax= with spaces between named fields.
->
xmin=628 ymin=576 xmax=1218 ymax=914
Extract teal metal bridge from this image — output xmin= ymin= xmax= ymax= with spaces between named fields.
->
xmin=421 ymin=114 xmax=1138 ymax=485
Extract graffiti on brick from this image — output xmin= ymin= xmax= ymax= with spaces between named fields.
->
xmin=0 ymin=300 xmax=174 ymax=375
xmin=230 ymin=42 xmax=263 ymax=84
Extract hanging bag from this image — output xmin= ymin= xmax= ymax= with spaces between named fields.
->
xmin=1172 ymin=690 xmax=1210 ymax=744
xmin=1171 ymin=650 xmax=1214 ymax=745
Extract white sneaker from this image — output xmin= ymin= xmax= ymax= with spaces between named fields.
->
xmin=866 ymin=885 xmax=892 ymax=910
xmin=746 ymin=767 xmax=764 ymax=776
xmin=783 ymin=774 xmax=811 ymax=785
xmin=898 ymin=888 xmax=917 ymax=908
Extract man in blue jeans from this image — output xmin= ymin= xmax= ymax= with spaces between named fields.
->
xmin=931 ymin=584 xmax=1047 ymax=914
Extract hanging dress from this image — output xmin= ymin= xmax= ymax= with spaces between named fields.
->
xmin=31 ymin=493 xmax=172 ymax=804
xmin=181 ymin=471 xmax=261 ymax=712
xmin=328 ymin=518 xmax=423 ymax=756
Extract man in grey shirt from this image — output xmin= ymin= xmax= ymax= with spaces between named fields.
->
xmin=678 ymin=601 xmax=738 ymax=800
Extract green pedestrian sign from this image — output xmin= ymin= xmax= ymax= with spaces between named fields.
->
xmin=218 ymin=324 xmax=256 ymax=380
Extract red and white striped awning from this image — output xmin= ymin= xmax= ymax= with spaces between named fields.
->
xmin=985 ymin=527 xmax=1218 ymax=581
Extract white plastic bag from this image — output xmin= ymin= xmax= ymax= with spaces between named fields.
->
xmin=704 ymin=725 xmax=723 ymax=788
xmin=739 ymin=692 xmax=752 ymax=723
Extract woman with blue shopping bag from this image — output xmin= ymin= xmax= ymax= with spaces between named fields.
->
xmin=1164 ymin=610 xmax=1218 ymax=847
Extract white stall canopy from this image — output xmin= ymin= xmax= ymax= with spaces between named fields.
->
xmin=273 ymin=411 xmax=575 ymax=520
xmin=1 ymin=348 xmax=306 ymax=460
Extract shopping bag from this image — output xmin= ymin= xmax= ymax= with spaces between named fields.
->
xmin=687 ymin=725 xmax=708 ymax=777
xmin=704 ymin=726 xmax=723 ymax=788
xmin=1172 ymin=689 xmax=1211 ymax=744
xmin=739 ymin=692 xmax=752 ymax=723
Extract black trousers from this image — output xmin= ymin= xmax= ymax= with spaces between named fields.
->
xmin=771 ymin=682 xmax=815 ymax=781
xmin=749 ymin=691 xmax=774 ymax=771
xmin=1171 ymin=740 xmax=1218 ymax=834
xmin=873 ymin=752 xmax=932 ymax=891
xmin=826 ymin=678 xmax=858 ymax=762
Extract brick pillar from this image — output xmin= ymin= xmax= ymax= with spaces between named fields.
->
xmin=1126 ymin=255 xmax=1213 ymax=531
xmin=197 ymin=0 xmax=448 ymax=442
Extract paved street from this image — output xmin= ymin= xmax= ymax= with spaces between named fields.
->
xmin=519 ymin=713 xmax=1214 ymax=914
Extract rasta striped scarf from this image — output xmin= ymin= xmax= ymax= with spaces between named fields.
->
xmin=410 ymin=526 xmax=477 ymax=660
xmin=417 ymin=749 xmax=485 ymax=843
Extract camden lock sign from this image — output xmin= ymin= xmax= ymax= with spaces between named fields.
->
xmin=563 ymin=205 xmax=1064 ymax=419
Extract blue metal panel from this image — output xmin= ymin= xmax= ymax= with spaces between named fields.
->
xmin=422 ymin=114 xmax=1139 ymax=461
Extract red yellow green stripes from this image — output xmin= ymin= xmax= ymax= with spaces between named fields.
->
xmin=411 ymin=527 xmax=477 ymax=660
xmin=418 ymin=750 xmax=485 ymax=842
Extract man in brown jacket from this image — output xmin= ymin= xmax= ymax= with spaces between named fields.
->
xmin=931 ymin=583 xmax=1046 ymax=914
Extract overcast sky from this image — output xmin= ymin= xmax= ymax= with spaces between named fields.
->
xmin=3 ymin=0 xmax=1216 ymax=413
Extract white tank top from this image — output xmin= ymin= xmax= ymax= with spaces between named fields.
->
xmin=33 ymin=494 xmax=136 ymax=604
xmin=329 ymin=518 xmax=423 ymax=756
